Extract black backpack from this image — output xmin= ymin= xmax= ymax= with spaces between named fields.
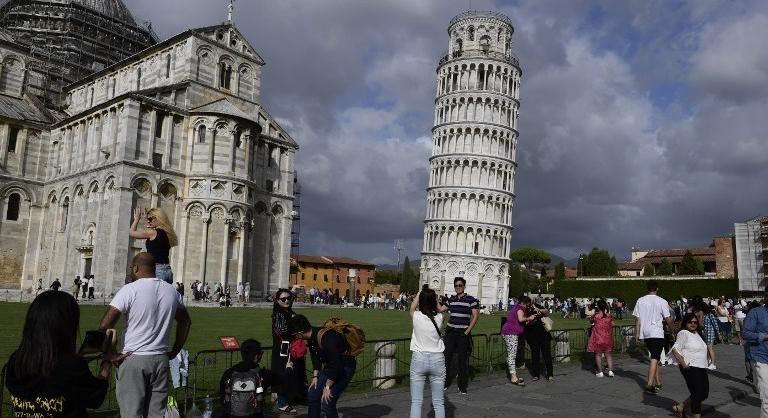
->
xmin=226 ymin=367 xmax=261 ymax=416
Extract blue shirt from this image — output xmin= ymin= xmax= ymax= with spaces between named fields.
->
xmin=742 ymin=304 xmax=768 ymax=364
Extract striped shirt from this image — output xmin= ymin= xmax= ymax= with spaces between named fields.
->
xmin=446 ymin=294 xmax=479 ymax=330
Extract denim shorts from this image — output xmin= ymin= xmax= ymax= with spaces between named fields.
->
xmin=156 ymin=264 xmax=174 ymax=284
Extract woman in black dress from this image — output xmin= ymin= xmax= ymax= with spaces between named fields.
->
xmin=271 ymin=288 xmax=305 ymax=414
xmin=129 ymin=207 xmax=178 ymax=283
xmin=522 ymin=296 xmax=555 ymax=382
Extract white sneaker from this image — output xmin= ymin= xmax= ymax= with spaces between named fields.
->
xmin=596 ymin=372 xmax=604 ymax=378
xmin=708 ymin=363 xmax=717 ymax=370
xmin=607 ymin=370 xmax=615 ymax=377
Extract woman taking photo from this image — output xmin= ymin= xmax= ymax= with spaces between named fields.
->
xmin=522 ymin=296 xmax=555 ymax=382
xmin=670 ymin=312 xmax=710 ymax=418
xmin=588 ymin=299 xmax=615 ymax=377
xmin=5 ymin=291 xmax=123 ymax=416
xmin=409 ymin=284 xmax=448 ymax=418
xmin=501 ymin=297 xmax=526 ymax=386
xmin=129 ymin=207 xmax=178 ymax=283
xmin=271 ymin=288 xmax=303 ymax=414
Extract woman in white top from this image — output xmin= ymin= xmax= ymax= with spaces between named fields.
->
xmin=670 ymin=312 xmax=711 ymax=418
xmin=409 ymin=284 xmax=448 ymax=418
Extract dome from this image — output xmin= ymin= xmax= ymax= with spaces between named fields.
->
xmin=70 ymin=0 xmax=138 ymax=25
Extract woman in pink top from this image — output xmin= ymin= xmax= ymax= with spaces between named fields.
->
xmin=501 ymin=297 xmax=529 ymax=386
xmin=588 ymin=299 xmax=615 ymax=377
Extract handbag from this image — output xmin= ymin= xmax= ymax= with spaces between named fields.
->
xmin=289 ymin=339 xmax=307 ymax=359
xmin=541 ymin=316 xmax=554 ymax=332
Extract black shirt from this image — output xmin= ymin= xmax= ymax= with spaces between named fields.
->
xmin=146 ymin=228 xmax=170 ymax=264
xmin=5 ymin=354 xmax=108 ymax=417
xmin=309 ymin=327 xmax=351 ymax=383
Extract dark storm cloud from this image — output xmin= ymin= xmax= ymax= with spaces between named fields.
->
xmin=124 ymin=0 xmax=768 ymax=263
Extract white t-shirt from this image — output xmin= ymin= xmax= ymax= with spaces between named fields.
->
xmin=410 ymin=311 xmax=445 ymax=353
xmin=716 ymin=306 xmax=729 ymax=322
xmin=670 ymin=329 xmax=708 ymax=368
xmin=110 ymin=277 xmax=182 ymax=355
xmin=633 ymin=294 xmax=671 ymax=339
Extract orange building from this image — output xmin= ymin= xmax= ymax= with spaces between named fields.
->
xmin=290 ymin=255 xmax=376 ymax=301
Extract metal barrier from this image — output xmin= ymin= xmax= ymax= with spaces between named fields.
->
xmin=1 ymin=325 xmax=638 ymax=416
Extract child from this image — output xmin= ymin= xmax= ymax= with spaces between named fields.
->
xmin=219 ymin=340 xmax=277 ymax=418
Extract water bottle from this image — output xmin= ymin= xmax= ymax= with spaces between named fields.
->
xmin=202 ymin=394 xmax=213 ymax=418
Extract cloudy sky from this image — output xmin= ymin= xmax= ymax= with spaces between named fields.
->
xmin=128 ymin=0 xmax=768 ymax=264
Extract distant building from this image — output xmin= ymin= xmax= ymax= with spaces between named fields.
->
xmin=617 ymin=237 xmax=736 ymax=279
xmin=735 ymin=216 xmax=768 ymax=292
xmin=290 ymin=255 xmax=375 ymax=301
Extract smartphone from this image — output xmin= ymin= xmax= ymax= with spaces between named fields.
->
xmin=78 ymin=330 xmax=107 ymax=355
xmin=279 ymin=341 xmax=290 ymax=357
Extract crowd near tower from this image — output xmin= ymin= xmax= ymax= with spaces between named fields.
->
xmin=420 ymin=11 xmax=521 ymax=306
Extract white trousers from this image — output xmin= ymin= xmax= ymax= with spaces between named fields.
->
xmin=754 ymin=362 xmax=768 ymax=418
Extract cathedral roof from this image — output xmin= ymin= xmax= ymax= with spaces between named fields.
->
xmin=0 ymin=0 xmax=141 ymax=26
xmin=0 ymin=93 xmax=60 ymax=125
xmin=191 ymin=98 xmax=260 ymax=125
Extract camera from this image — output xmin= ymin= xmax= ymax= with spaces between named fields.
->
xmin=279 ymin=340 xmax=290 ymax=357
xmin=78 ymin=330 xmax=107 ymax=356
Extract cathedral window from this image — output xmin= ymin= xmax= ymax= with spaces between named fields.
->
xmin=234 ymin=128 xmax=243 ymax=148
xmin=89 ymin=87 xmax=94 ymax=107
xmin=136 ymin=67 xmax=142 ymax=90
xmin=155 ymin=113 xmax=165 ymax=138
xmin=468 ymin=26 xmax=475 ymax=41
xmin=7 ymin=126 xmax=19 ymax=153
xmin=219 ymin=62 xmax=232 ymax=89
xmin=197 ymin=125 xmax=207 ymax=143
xmin=165 ymin=55 xmax=171 ymax=78
xmin=6 ymin=193 xmax=20 ymax=221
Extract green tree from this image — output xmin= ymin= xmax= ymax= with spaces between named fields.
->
xmin=510 ymin=247 xmax=552 ymax=269
xmin=374 ymin=269 xmax=398 ymax=284
xmin=400 ymin=256 xmax=415 ymax=293
xmin=657 ymin=258 xmax=674 ymax=275
xmin=508 ymin=262 xmax=524 ymax=298
xmin=643 ymin=262 xmax=656 ymax=276
xmin=582 ymin=248 xmax=618 ymax=276
xmin=552 ymin=262 xmax=566 ymax=296
xmin=678 ymin=251 xmax=705 ymax=275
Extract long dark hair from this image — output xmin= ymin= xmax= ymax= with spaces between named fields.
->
xmin=682 ymin=312 xmax=701 ymax=335
xmin=10 ymin=291 xmax=79 ymax=378
xmin=597 ymin=299 xmax=609 ymax=318
xmin=418 ymin=284 xmax=438 ymax=317
xmin=271 ymin=288 xmax=294 ymax=320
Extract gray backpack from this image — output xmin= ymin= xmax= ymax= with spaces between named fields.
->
xmin=227 ymin=367 xmax=261 ymax=416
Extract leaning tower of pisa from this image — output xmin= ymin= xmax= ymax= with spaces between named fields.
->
xmin=420 ymin=11 xmax=521 ymax=306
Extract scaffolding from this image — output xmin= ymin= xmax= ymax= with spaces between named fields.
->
xmin=0 ymin=0 xmax=158 ymax=108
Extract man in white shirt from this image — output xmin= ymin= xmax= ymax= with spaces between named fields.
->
xmin=633 ymin=280 xmax=673 ymax=394
xmin=100 ymin=252 xmax=192 ymax=418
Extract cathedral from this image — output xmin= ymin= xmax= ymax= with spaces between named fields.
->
xmin=0 ymin=0 xmax=298 ymax=298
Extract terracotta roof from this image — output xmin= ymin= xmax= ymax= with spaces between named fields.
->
xmin=293 ymin=255 xmax=333 ymax=265
xmin=324 ymin=256 xmax=376 ymax=267
xmin=643 ymin=247 xmax=715 ymax=258
xmin=618 ymin=260 xmax=645 ymax=270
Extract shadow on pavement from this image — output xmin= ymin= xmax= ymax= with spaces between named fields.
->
xmin=336 ymin=403 xmax=393 ymax=417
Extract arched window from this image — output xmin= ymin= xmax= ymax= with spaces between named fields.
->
xmin=455 ymin=38 xmax=463 ymax=56
xmin=197 ymin=125 xmax=207 ymax=143
xmin=165 ymin=55 xmax=171 ymax=78
xmin=234 ymin=128 xmax=242 ymax=148
xmin=136 ymin=67 xmax=142 ymax=90
xmin=219 ymin=62 xmax=232 ymax=89
xmin=6 ymin=193 xmax=20 ymax=221
xmin=468 ymin=26 xmax=475 ymax=41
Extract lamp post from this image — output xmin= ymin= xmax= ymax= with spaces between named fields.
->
xmin=349 ymin=268 xmax=357 ymax=306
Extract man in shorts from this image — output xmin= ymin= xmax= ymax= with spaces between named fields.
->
xmin=633 ymin=280 xmax=673 ymax=394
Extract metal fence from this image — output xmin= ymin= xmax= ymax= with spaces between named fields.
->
xmin=1 ymin=325 xmax=637 ymax=417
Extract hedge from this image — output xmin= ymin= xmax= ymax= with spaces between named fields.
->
xmin=558 ymin=278 xmax=739 ymax=304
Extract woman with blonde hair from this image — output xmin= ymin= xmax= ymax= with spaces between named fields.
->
xmin=129 ymin=207 xmax=178 ymax=283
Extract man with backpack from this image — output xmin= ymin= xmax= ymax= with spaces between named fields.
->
xmin=219 ymin=339 xmax=275 ymax=418
xmin=289 ymin=315 xmax=364 ymax=418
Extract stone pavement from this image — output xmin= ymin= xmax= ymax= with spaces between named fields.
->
xmin=292 ymin=343 xmax=757 ymax=417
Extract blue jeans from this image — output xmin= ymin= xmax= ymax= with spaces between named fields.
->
xmin=155 ymin=264 xmax=173 ymax=284
xmin=307 ymin=358 xmax=356 ymax=418
xmin=410 ymin=351 xmax=445 ymax=418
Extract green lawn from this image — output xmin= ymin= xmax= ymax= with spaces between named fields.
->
xmin=0 ymin=301 xmax=634 ymax=363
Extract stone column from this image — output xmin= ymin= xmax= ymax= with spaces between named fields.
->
xmin=476 ymin=272 xmax=484 ymax=304
xmin=236 ymin=221 xmax=246 ymax=291
xmin=199 ymin=213 xmax=210 ymax=285
xmin=110 ymin=108 xmax=119 ymax=161
xmin=16 ymin=128 xmax=27 ymax=176
xmin=208 ymin=127 xmax=216 ymax=172
xmin=220 ymin=216 xmax=231 ymax=289
xmin=229 ymin=130 xmax=237 ymax=175
xmin=175 ymin=212 xmax=189 ymax=285
xmin=147 ymin=109 xmax=158 ymax=165
xmin=0 ymin=125 xmax=8 ymax=166
xmin=164 ymin=115 xmax=174 ymax=169
xmin=262 ymin=213 xmax=271 ymax=297
xmin=243 ymin=135 xmax=252 ymax=179
xmin=20 ymin=202 xmax=43 ymax=291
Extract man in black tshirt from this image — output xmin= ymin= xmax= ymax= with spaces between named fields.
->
xmin=290 ymin=315 xmax=356 ymax=418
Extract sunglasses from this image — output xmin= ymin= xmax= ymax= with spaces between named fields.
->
xmin=147 ymin=217 xmax=156 ymax=222
xmin=278 ymin=297 xmax=292 ymax=302
xmin=687 ymin=320 xmax=698 ymax=324
xmin=454 ymin=284 xmax=465 ymax=288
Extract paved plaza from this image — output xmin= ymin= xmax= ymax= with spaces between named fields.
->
xmin=290 ymin=343 xmax=757 ymax=417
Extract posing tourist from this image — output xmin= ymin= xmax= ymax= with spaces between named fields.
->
xmin=72 ymin=275 xmax=81 ymax=300
xmin=271 ymin=288 xmax=304 ymax=414
xmin=219 ymin=339 xmax=277 ymax=418
xmin=588 ymin=299 xmax=615 ymax=378
xmin=633 ymin=280 xmax=673 ymax=394
xmin=443 ymin=277 xmax=479 ymax=394
xmin=409 ymin=285 xmax=448 ymax=418
xmin=522 ymin=296 xmax=554 ymax=382
xmin=49 ymin=277 xmax=61 ymax=291
xmin=88 ymin=274 xmax=95 ymax=299
xmin=5 ymin=291 xmax=125 ymax=416
xmin=81 ymin=275 xmax=89 ymax=299
xmin=670 ymin=313 xmax=710 ymax=418
xmin=129 ymin=207 xmax=178 ymax=284
xmin=99 ymin=252 xmax=192 ymax=417
xmin=289 ymin=315 xmax=357 ymax=418
xmin=742 ymin=295 xmax=768 ymax=417
xmin=716 ymin=299 xmax=732 ymax=344
xmin=501 ymin=296 xmax=526 ymax=386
